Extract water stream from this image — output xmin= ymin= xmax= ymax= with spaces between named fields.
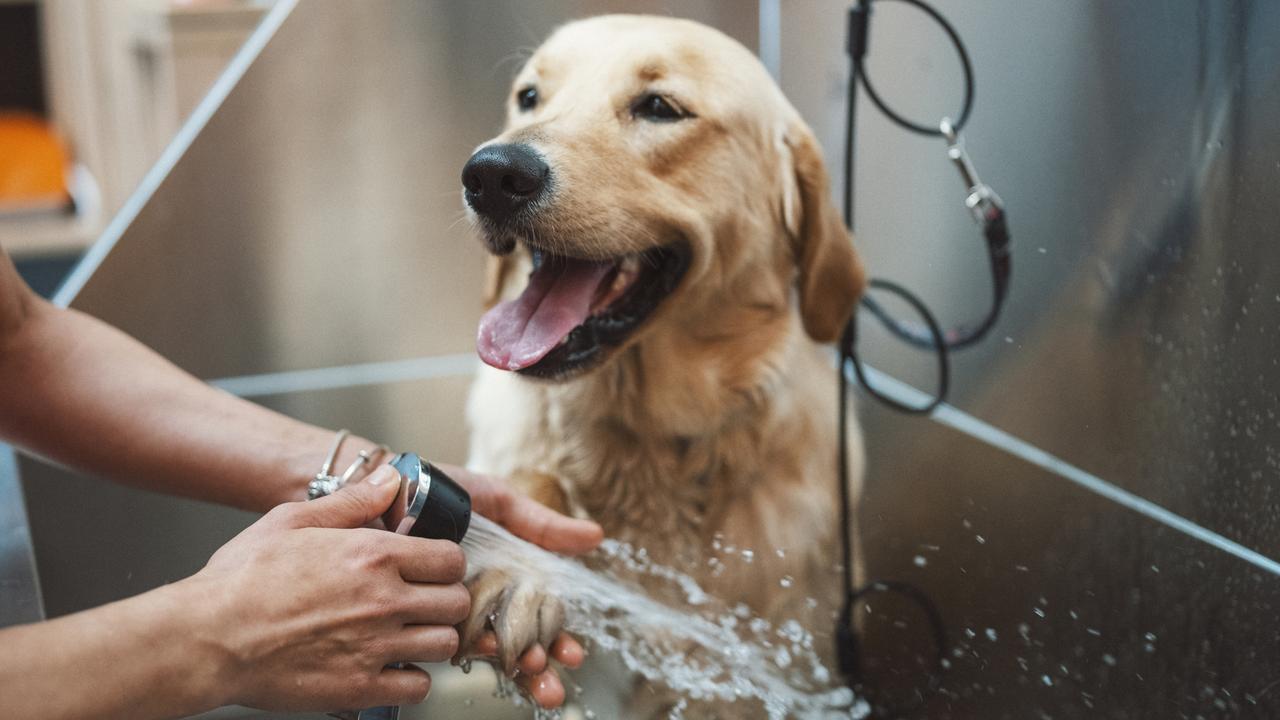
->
xmin=461 ymin=515 xmax=868 ymax=719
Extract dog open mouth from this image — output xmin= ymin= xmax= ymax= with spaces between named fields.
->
xmin=477 ymin=243 xmax=690 ymax=378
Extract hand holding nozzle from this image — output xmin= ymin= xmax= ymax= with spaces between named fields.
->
xmin=310 ymin=445 xmax=601 ymax=716
xmin=313 ymin=454 xmax=471 ymax=720
xmin=189 ymin=465 xmax=468 ymax=713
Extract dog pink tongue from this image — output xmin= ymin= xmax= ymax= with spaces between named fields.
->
xmin=477 ymin=257 xmax=614 ymax=371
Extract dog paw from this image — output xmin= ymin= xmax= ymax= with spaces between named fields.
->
xmin=457 ymin=568 xmax=565 ymax=675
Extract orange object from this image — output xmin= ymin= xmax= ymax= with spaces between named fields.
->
xmin=0 ymin=112 xmax=71 ymax=212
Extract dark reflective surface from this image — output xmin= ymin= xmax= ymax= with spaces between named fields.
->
xmin=861 ymin=407 xmax=1280 ymax=718
xmin=782 ymin=0 xmax=1280 ymax=716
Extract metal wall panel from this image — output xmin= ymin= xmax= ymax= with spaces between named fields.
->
xmin=779 ymin=0 xmax=1280 ymax=716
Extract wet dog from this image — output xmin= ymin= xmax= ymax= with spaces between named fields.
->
xmin=460 ymin=14 xmax=867 ymax=716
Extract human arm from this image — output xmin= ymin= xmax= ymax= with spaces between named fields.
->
xmin=0 ymin=248 xmax=371 ymax=512
xmin=0 ymin=470 xmax=463 ymax=719
xmin=0 ymin=249 xmax=602 ymax=709
xmin=0 ymin=433 xmax=596 ymax=716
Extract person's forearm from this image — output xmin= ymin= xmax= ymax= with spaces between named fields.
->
xmin=0 ymin=296 xmax=379 ymax=512
xmin=0 ymin=576 xmax=229 ymax=720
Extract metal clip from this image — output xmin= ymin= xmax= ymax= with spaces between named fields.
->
xmin=940 ymin=117 xmax=1004 ymax=229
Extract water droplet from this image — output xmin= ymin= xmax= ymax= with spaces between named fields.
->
xmin=1102 ymin=653 xmax=1117 ymax=666
xmin=913 ymin=555 xmax=928 ymax=567
xmin=975 ymin=534 xmax=986 ymax=544
xmin=1034 ymin=608 xmax=1046 ymax=618
xmin=457 ymin=515 xmax=850 ymax=717
xmin=741 ymin=549 xmax=755 ymax=562
xmin=1042 ymin=674 xmax=1054 ymax=686
xmin=985 ymin=628 xmax=998 ymax=642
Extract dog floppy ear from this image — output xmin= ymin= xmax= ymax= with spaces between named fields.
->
xmin=780 ymin=122 xmax=866 ymax=343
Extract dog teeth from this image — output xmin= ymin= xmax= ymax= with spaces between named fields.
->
xmin=612 ymin=256 xmax=639 ymax=288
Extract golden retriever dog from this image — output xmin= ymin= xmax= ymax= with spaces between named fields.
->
xmin=459 ymin=14 xmax=866 ymax=715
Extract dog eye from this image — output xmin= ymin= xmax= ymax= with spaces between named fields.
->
xmin=516 ymin=86 xmax=538 ymax=112
xmin=632 ymin=93 xmax=688 ymax=122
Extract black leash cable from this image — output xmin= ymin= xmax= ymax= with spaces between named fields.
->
xmin=834 ymin=0 xmax=1013 ymax=712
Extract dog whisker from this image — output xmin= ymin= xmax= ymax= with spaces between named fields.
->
xmin=446 ymin=212 xmax=472 ymax=233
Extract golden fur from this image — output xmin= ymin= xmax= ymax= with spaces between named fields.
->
xmin=462 ymin=14 xmax=867 ymax=714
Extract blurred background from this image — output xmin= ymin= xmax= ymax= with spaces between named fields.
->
xmin=2 ymin=0 xmax=271 ymax=294
xmin=3 ymin=1 xmax=1279 ymax=718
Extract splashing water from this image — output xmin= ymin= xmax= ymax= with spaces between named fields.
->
xmin=462 ymin=515 xmax=867 ymax=719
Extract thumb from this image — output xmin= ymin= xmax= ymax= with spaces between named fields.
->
xmin=292 ymin=465 xmax=399 ymax=529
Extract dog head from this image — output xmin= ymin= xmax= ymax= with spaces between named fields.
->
xmin=463 ymin=15 xmax=864 ymax=380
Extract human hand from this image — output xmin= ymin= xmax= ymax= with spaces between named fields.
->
xmin=438 ymin=463 xmax=601 ymax=708
xmin=438 ymin=463 xmax=603 ymax=554
xmin=187 ymin=465 xmax=468 ymax=712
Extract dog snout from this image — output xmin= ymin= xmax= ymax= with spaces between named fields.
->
xmin=462 ymin=143 xmax=549 ymax=223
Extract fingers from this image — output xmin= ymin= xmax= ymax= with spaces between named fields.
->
xmin=362 ymin=664 xmax=432 ymax=707
xmin=384 ymin=535 xmax=466 ymax=584
xmin=518 ymin=667 xmax=566 ymax=709
xmin=455 ymin=569 xmax=567 ymax=675
xmin=382 ymin=625 xmax=461 ymax=664
xmin=438 ymin=464 xmax=604 ymax=556
xmin=281 ymin=465 xmax=399 ymax=529
xmin=549 ymin=633 xmax=585 ymax=669
xmin=464 ymin=632 xmax=544 ymax=675
xmin=490 ymin=489 xmax=605 ymax=556
xmin=493 ymin=583 xmax=563 ymax=673
xmin=458 ymin=569 xmax=510 ymax=653
xmin=517 ymin=642 xmax=547 ymax=676
xmin=397 ymin=582 xmax=470 ymax=625
xmin=467 ymin=635 xmax=564 ymax=708
xmin=468 ymin=632 xmax=583 ymax=675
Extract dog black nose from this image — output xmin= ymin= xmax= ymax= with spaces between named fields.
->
xmin=461 ymin=143 xmax=549 ymax=222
